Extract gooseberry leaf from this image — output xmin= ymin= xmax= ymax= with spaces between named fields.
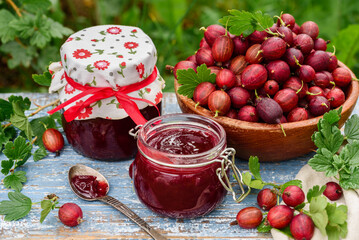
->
xmin=309 ymin=196 xmax=328 ymax=235
xmin=339 ymin=170 xmax=359 ymax=190
xmin=248 ymin=156 xmax=261 ymax=181
xmin=177 ymin=64 xmax=216 ymax=98
xmin=32 ymin=70 xmax=52 ymax=87
xmin=10 ymin=102 xmax=33 ymax=141
xmin=1 ymin=159 xmax=14 ymax=175
xmin=8 ymin=96 xmax=31 ymax=111
xmin=3 ymin=171 xmax=27 ymax=192
xmin=339 ymin=140 xmax=359 ymax=171
xmin=0 ymin=192 xmax=32 ymax=221
xmin=242 ymin=171 xmax=252 ymax=186
xmin=40 ymin=199 xmax=53 ymax=223
xmin=219 ymin=10 xmax=273 ymax=37
xmin=22 ymin=0 xmax=51 ymax=14
xmin=344 ymin=114 xmax=359 ymax=143
xmin=3 ymin=136 xmax=32 ymax=167
xmin=33 ymin=147 xmax=48 ymax=162
xmin=0 ymin=98 xmax=13 ymax=121
xmin=307 ymin=185 xmax=326 ymax=203
xmin=0 ymin=9 xmax=16 ymax=43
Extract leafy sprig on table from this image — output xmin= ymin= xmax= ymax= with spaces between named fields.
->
xmin=1 ymin=96 xmax=61 ymax=192
xmin=176 ymin=64 xmax=216 ymax=98
xmin=0 ymin=91 xmax=64 ymax=223
xmin=0 ymin=192 xmax=60 ymax=223
xmin=245 ymin=157 xmax=348 ymax=240
xmin=309 ymin=108 xmax=359 ymax=189
xmin=242 ymin=156 xmax=302 ymax=192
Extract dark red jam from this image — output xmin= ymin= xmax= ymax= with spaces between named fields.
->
xmin=71 ymin=175 xmax=109 ymax=199
xmin=147 ymin=128 xmax=217 ymax=155
xmin=132 ymin=122 xmax=227 ymax=219
xmin=62 ymin=103 xmax=161 ymax=161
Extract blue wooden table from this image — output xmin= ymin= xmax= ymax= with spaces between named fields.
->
xmin=1 ymin=92 xmax=353 ymax=240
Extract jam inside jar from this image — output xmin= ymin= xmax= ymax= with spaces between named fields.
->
xmin=62 ymin=103 xmax=161 ymax=161
xmin=131 ymin=114 xmax=228 ymax=219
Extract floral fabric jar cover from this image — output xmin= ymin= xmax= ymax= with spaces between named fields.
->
xmin=49 ymin=25 xmax=165 ymax=120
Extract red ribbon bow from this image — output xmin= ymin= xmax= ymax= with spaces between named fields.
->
xmin=48 ymin=67 xmax=160 ymax=125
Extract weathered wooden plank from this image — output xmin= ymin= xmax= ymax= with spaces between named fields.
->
xmin=0 ymin=92 xmax=357 ymax=239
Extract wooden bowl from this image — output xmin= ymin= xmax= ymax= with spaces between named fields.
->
xmin=174 ymin=62 xmax=359 ymax=162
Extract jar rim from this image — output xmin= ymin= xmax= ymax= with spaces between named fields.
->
xmin=137 ymin=113 xmax=227 ymax=167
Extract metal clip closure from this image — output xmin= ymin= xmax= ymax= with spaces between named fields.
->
xmin=216 ymin=148 xmax=250 ymax=203
xmin=128 ymin=125 xmax=142 ymax=139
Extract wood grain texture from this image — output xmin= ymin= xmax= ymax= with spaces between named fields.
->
xmin=0 ymin=92 xmax=357 ymax=239
xmin=174 ymin=61 xmax=359 ymax=162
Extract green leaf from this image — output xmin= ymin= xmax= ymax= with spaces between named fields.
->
xmin=344 ymin=114 xmax=359 ymax=143
xmin=30 ymin=25 xmax=51 ymax=48
xmin=249 ymin=179 xmax=265 ymax=189
xmin=0 ymin=41 xmax=37 ymax=69
xmin=1 ymin=159 xmax=14 ymax=175
xmin=33 ymin=147 xmax=48 ymax=161
xmin=8 ymin=96 xmax=31 ymax=111
xmin=251 ymin=11 xmax=274 ymax=31
xmin=325 ymin=203 xmax=348 ymax=240
xmin=308 ymin=148 xmax=338 ymax=177
xmin=323 ymin=108 xmax=342 ymax=125
xmin=40 ymin=199 xmax=53 ymax=223
xmin=312 ymin=118 xmax=344 ymax=154
xmin=327 ymin=203 xmax=347 ymax=225
xmin=177 ymin=64 xmax=216 ymax=98
xmin=22 ymin=0 xmax=51 ymax=13
xmin=0 ymin=9 xmax=16 ymax=43
xmin=50 ymin=112 xmax=62 ymax=126
xmin=309 ymin=196 xmax=328 ymax=235
xmin=339 ymin=170 xmax=359 ymax=190
xmin=219 ymin=10 xmax=273 ymax=37
xmin=242 ymin=171 xmax=252 ymax=186
xmin=307 ymin=185 xmax=326 ymax=203
xmin=47 ymin=19 xmax=73 ymax=38
xmin=294 ymin=202 xmax=306 ymax=211
xmin=332 ymin=24 xmax=359 ymax=69
xmin=9 ymin=14 xmax=35 ymax=39
xmin=30 ymin=116 xmax=57 ymax=147
xmin=3 ymin=136 xmax=32 ymax=166
xmin=257 ymin=218 xmax=272 ymax=233
xmin=248 ymin=156 xmax=261 ymax=181
xmin=0 ymin=192 xmax=32 ymax=221
xmin=0 ymin=98 xmax=13 ymax=121
xmin=3 ymin=171 xmax=27 ymax=192
xmin=280 ymin=180 xmax=302 ymax=194
xmin=326 ymin=225 xmax=341 ymax=240
xmin=32 ymin=71 xmax=52 ymax=87
xmin=0 ymin=126 xmax=14 ymax=151
xmin=339 ymin=140 xmax=359 ymax=171
xmin=10 ymin=102 xmax=33 ymax=141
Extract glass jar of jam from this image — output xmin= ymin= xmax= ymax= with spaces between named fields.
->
xmin=48 ymin=25 xmax=165 ymax=161
xmin=130 ymin=114 xmax=248 ymax=219
xmin=62 ymin=103 xmax=161 ymax=160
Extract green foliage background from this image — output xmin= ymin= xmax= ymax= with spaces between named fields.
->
xmin=1 ymin=0 xmax=359 ymax=93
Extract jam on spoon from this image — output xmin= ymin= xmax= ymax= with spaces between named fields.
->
xmin=71 ymin=175 xmax=109 ymax=199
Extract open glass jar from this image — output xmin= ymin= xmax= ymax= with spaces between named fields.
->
xmin=48 ymin=25 xmax=164 ymax=161
xmin=130 ymin=114 xmax=248 ymax=219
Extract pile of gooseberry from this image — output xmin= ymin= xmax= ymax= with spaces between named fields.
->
xmin=174 ymin=13 xmax=355 ymax=124
xmin=235 ymin=181 xmax=343 ymax=240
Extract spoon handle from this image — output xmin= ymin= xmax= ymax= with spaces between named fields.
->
xmin=99 ymin=195 xmax=167 ymax=240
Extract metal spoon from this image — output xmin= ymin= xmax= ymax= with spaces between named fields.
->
xmin=68 ymin=164 xmax=167 ymax=240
